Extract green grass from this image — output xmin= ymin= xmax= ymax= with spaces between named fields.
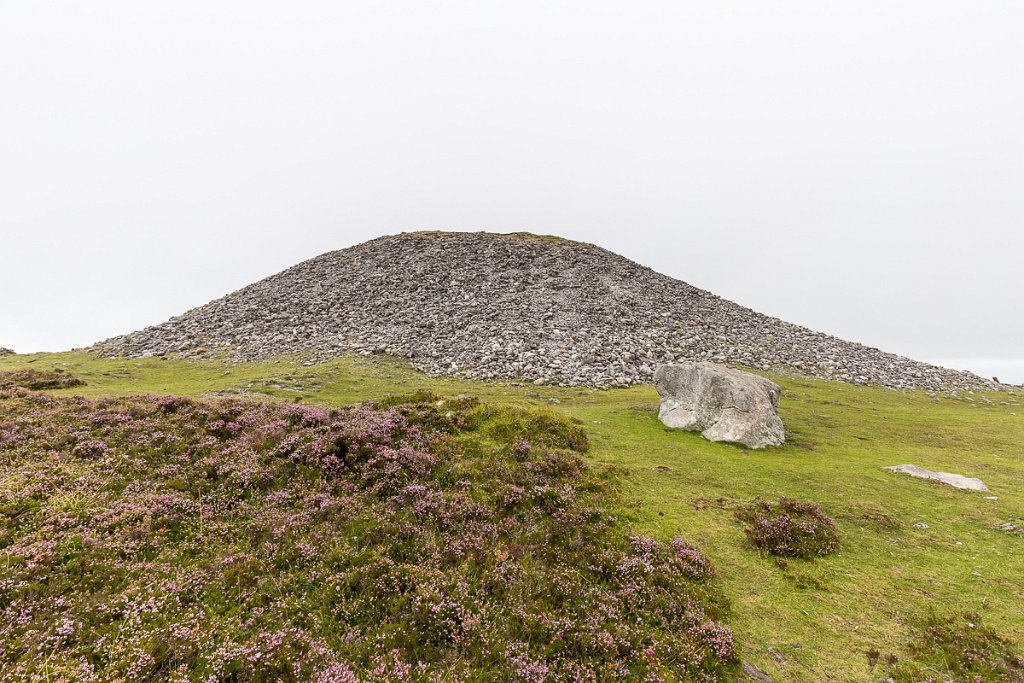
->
xmin=3 ymin=350 xmax=1022 ymax=680
xmin=407 ymin=230 xmax=569 ymax=243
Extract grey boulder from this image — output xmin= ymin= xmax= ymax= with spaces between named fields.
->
xmin=884 ymin=464 xmax=989 ymax=492
xmin=654 ymin=362 xmax=785 ymax=448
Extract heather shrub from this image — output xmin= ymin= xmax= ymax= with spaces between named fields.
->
xmin=891 ymin=613 xmax=1024 ymax=682
xmin=0 ymin=368 xmax=85 ymax=390
xmin=0 ymin=389 xmax=734 ymax=681
xmin=0 ymin=347 xmax=14 ymax=356
xmin=735 ymin=498 xmax=839 ymax=558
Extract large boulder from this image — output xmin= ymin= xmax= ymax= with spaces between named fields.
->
xmin=654 ymin=362 xmax=785 ymax=448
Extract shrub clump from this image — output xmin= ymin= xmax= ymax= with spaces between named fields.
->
xmin=891 ymin=612 xmax=1024 ymax=682
xmin=735 ymin=498 xmax=839 ymax=558
xmin=0 ymin=368 xmax=85 ymax=390
xmin=0 ymin=347 xmax=14 ymax=356
xmin=0 ymin=390 xmax=734 ymax=681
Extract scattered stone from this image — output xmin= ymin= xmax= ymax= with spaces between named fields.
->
xmin=884 ymin=464 xmax=989 ymax=492
xmin=913 ymin=522 xmax=930 ymax=529
xmin=654 ymin=362 xmax=785 ymax=449
xmin=90 ymin=232 xmax=1003 ymax=392
xmin=741 ymin=661 xmax=772 ymax=681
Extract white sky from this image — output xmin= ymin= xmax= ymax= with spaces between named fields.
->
xmin=1 ymin=2 xmax=1022 ymax=381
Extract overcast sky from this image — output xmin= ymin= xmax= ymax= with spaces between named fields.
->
xmin=2 ymin=2 xmax=1021 ymax=381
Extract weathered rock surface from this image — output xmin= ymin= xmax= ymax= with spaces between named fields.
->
xmin=92 ymin=231 xmax=1001 ymax=391
xmin=884 ymin=464 xmax=989 ymax=491
xmin=654 ymin=362 xmax=785 ymax=448
xmin=741 ymin=661 xmax=772 ymax=681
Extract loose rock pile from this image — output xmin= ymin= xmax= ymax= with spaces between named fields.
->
xmin=93 ymin=231 xmax=999 ymax=391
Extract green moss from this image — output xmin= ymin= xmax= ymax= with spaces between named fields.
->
xmin=467 ymin=404 xmax=590 ymax=452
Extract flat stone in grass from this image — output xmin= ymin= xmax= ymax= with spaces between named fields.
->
xmin=884 ymin=464 xmax=989 ymax=491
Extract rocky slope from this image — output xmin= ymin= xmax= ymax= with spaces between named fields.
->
xmin=93 ymin=231 xmax=997 ymax=391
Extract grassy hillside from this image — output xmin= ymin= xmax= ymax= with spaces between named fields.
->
xmin=2 ymin=351 xmax=1022 ymax=681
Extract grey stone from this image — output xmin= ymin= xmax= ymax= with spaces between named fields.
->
xmin=654 ymin=362 xmax=785 ymax=449
xmin=884 ymin=464 xmax=989 ymax=492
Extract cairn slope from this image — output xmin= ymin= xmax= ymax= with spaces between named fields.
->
xmin=94 ymin=231 xmax=993 ymax=391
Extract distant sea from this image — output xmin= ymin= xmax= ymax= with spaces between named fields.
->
xmin=927 ymin=358 xmax=1024 ymax=386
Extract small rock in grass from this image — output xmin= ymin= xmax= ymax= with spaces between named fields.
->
xmin=913 ymin=522 xmax=930 ymax=530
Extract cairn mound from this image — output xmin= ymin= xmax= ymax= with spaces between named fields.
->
xmin=93 ymin=231 xmax=995 ymax=391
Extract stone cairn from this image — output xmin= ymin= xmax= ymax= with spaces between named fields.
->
xmin=93 ymin=231 xmax=1000 ymax=393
